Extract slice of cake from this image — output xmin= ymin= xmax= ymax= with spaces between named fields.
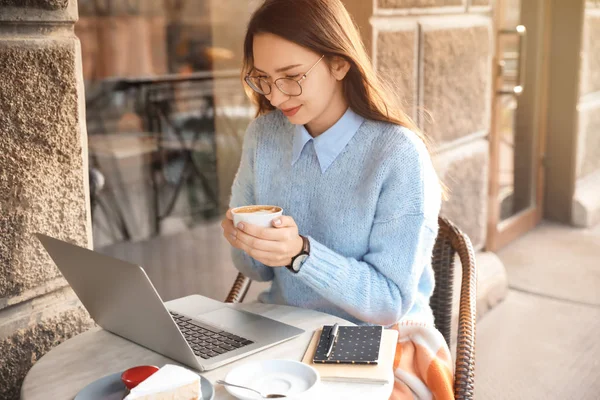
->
xmin=124 ymin=364 xmax=201 ymax=400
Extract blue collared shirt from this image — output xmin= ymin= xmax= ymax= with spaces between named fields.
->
xmin=292 ymin=108 xmax=365 ymax=173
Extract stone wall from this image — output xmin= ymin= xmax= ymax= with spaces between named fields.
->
xmin=372 ymin=0 xmax=493 ymax=249
xmin=573 ymin=2 xmax=600 ymax=227
xmin=0 ymin=1 xmax=94 ymax=398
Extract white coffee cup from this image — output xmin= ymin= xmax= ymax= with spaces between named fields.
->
xmin=231 ymin=205 xmax=283 ymax=228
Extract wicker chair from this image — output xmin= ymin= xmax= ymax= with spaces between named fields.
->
xmin=225 ymin=216 xmax=477 ymax=399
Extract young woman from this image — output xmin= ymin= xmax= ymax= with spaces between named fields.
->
xmin=221 ymin=1 xmax=453 ymax=398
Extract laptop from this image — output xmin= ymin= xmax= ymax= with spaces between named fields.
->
xmin=36 ymin=233 xmax=304 ymax=372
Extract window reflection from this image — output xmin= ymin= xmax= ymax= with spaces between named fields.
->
xmin=77 ymin=0 xmax=261 ymax=302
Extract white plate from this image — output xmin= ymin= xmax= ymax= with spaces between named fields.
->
xmin=223 ymin=359 xmax=320 ymax=400
xmin=74 ymin=371 xmax=214 ymax=400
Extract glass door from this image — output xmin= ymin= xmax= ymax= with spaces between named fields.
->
xmin=487 ymin=0 xmax=550 ymax=251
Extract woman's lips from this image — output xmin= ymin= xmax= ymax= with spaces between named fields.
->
xmin=281 ymin=105 xmax=302 ymax=117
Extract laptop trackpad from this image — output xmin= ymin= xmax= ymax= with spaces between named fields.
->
xmin=197 ymin=307 xmax=262 ymax=330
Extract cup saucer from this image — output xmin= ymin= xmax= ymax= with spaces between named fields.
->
xmin=223 ymin=359 xmax=319 ymax=400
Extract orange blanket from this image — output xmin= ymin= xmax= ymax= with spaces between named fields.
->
xmin=389 ymin=321 xmax=454 ymax=400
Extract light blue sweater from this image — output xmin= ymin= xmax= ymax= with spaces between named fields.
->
xmin=229 ymin=109 xmax=441 ymax=326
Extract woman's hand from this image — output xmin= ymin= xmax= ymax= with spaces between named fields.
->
xmin=221 ymin=209 xmax=303 ymax=267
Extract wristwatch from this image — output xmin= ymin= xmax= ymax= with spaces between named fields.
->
xmin=287 ymin=235 xmax=310 ymax=273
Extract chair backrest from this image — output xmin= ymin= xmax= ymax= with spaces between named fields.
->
xmin=431 ymin=217 xmax=477 ymax=400
xmin=431 ymin=217 xmax=459 ymax=346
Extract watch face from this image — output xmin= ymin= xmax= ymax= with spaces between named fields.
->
xmin=292 ymin=254 xmax=309 ymax=271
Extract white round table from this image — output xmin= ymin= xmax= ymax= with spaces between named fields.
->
xmin=21 ymin=301 xmax=393 ymax=400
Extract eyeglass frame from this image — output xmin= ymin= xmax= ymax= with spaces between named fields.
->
xmin=244 ymin=55 xmax=325 ymax=97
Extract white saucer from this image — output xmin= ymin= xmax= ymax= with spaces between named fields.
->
xmin=223 ymin=359 xmax=320 ymax=400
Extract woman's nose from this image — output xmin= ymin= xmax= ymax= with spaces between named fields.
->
xmin=267 ymin=86 xmax=290 ymax=108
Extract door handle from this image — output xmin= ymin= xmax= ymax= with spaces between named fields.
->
xmin=497 ymin=25 xmax=527 ymax=95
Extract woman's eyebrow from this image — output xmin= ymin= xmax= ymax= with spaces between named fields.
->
xmin=253 ymin=64 xmax=303 ymax=74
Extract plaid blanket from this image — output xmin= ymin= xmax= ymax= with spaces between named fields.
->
xmin=389 ymin=321 xmax=454 ymax=400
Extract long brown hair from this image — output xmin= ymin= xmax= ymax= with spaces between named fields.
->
xmin=242 ymin=0 xmax=429 ymax=149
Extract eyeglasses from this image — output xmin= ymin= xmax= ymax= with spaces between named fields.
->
xmin=245 ymin=55 xmax=325 ymax=97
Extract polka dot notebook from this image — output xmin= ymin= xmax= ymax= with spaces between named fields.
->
xmin=312 ymin=325 xmax=383 ymax=364
xmin=302 ymin=327 xmax=398 ymax=384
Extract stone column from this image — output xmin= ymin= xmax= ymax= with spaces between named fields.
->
xmin=0 ymin=1 xmax=94 ymax=399
xmin=572 ymin=1 xmax=600 ymax=227
xmin=371 ymin=0 xmax=493 ymax=250
xmin=544 ymin=0 xmax=584 ymax=224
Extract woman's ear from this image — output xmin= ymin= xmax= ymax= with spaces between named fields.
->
xmin=330 ymin=56 xmax=351 ymax=81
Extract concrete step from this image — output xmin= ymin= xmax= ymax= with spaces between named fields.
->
xmin=474 ymin=290 xmax=600 ymax=399
xmin=499 ymin=221 xmax=600 ymax=306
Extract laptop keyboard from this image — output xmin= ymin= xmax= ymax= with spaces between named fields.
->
xmin=169 ymin=311 xmax=254 ymax=360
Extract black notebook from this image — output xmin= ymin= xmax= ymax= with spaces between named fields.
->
xmin=312 ymin=325 xmax=383 ymax=364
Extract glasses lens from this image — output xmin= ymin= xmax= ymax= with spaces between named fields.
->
xmin=276 ymin=78 xmax=302 ymax=96
xmin=245 ymin=77 xmax=270 ymax=95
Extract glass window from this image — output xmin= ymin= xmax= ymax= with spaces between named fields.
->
xmin=78 ymin=0 xmax=263 ymax=301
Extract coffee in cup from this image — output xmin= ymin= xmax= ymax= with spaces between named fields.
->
xmin=231 ymin=205 xmax=283 ymax=228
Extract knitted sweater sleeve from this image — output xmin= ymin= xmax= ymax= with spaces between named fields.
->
xmin=296 ymin=134 xmax=441 ymax=325
xmin=228 ymin=118 xmax=274 ymax=282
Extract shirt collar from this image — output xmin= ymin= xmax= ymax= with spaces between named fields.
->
xmin=292 ymin=108 xmax=365 ymax=173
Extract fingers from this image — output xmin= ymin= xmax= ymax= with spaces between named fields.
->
xmin=234 ymin=229 xmax=287 ymax=252
xmin=222 ymin=217 xmax=287 ymax=252
xmin=232 ymin=236 xmax=289 ymax=267
xmin=271 ymin=215 xmax=296 ymax=228
xmin=236 ymin=222 xmax=278 ymax=240
xmin=221 ymin=217 xmax=235 ymax=235
xmin=238 ymin=221 xmax=296 ymax=241
xmin=221 ymin=217 xmax=240 ymax=248
xmin=221 ymin=212 xmax=298 ymax=267
xmin=223 ymin=231 xmax=238 ymax=248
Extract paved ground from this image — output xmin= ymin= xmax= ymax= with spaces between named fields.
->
xmin=475 ymin=221 xmax=600 ymax=399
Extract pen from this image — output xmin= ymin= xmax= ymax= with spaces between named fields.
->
xmin=325 ymin=323 xmax=339 ymax=359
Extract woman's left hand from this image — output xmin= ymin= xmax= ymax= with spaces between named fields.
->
xmin=232 ymin=216 xmax=304 ymax=268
